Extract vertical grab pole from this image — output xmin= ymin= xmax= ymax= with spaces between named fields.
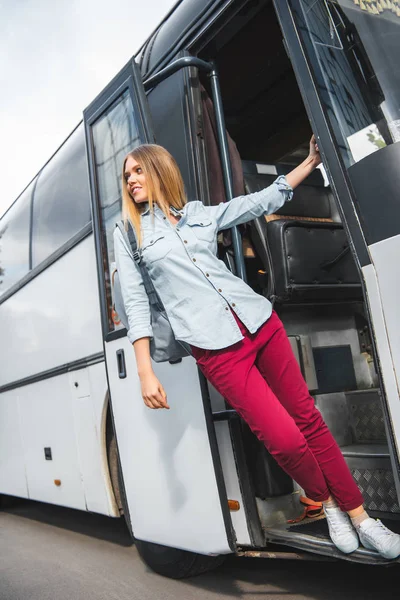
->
xmin=208 ymin=63 xmax=247 ymax=283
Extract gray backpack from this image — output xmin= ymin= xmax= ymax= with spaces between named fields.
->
xmin=113 ymin=221 xmax=190 ymax=363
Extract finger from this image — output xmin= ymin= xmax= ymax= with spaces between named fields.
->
xmin=150 ymin=393 xmax=166 ymax=409
xmin=145 ymin=395 xmax=159 ymax=409
xmin=159 ymin=386 xmax=170 ymax=409
xmin=158 ymin=396 xmax=170 ymax=409
xmin=150 ymin=393 xmax=169 ymax=410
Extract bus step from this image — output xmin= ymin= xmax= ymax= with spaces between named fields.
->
xmin=265 ymin=518 xmax=400 ymax=565
xmin=341 ymin=443 xmax=400 ymax=515
xmin=345 ymin=389 xmax=386 ymax=444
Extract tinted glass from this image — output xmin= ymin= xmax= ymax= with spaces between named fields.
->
xmin=91 ymin=89 xmax=141 ymax=332
xmin=32 ymin=124 xmax=91 ymax=267
xmin=0 ymin=184 xmax=32 ymax=297
xmin=291 ymin=0 xmax=400 ymax=167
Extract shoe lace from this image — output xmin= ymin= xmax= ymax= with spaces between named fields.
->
xmin=366 ymin=519 xmax=393 ymax=539
xmin=326 ymin=507 xmax=352 ymax=533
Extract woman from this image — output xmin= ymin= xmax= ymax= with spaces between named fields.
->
xmin=114 ymin=137 xmax=400 ymax=560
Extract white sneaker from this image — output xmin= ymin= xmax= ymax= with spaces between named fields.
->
xmin=357 ymin=518 xmax=400 ymax=560
xmin=324 ymin=504 xmax=359 ymax=554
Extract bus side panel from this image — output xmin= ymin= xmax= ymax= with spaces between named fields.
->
xmin=0 ymin=234 xmax=103 ymax=388
xmin=17 ymin=374 xmax=87 ymax=509
xmin=0 ymin=364 xmax=118 ymax=515
xmin=13 ymin=367 xmax=114 ymax=513
xmin=368 ymin=235 xmax=400 ymax=457
xmin=362 ymin=263 xmax=400 ymax=474
xmin=0 ymin=390 xmax=28 ymax=497
xmin=69 ymin=362 xmax=119 ymax=517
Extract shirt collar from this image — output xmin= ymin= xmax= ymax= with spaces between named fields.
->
xmin=169 ymin=205 xmax=184 ymax=217
xmin=140 ymin=203 xmax=184 ymax=217
xmin=141 ymin=202 xmax=150 ymax=216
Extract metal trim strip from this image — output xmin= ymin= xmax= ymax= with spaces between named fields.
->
xmin=0 ymin=351 xmax=105 ymax=394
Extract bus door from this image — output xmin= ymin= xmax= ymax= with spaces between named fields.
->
xmin=274 ymin=0 xmax=400 ymax=495
xmin=83 ymin=58 xmax=235 ymax=555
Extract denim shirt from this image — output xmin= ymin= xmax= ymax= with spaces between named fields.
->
xmin=113 ymin=176 xmax=293 ymax=350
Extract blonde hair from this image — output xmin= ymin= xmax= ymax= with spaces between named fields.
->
xmin=122 ymin=144 xmax=187 ymax=245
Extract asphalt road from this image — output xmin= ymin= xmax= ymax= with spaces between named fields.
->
xmin=0 ymin=496 xmax=399 ymax=600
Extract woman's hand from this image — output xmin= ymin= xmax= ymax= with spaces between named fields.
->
xmin=308 ymin=134 xmax=322 ymax=167
xmin=139 ymin=369 xmax=170 ymax=410
xmin=133 ymin=337 xmax=169 ymax=409
xmin=285 ymin=134 xmax=322 ymax=189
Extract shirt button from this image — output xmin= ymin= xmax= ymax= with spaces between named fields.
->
xmin=225 ymin=307 xmax=229 ymax=311
xmin=218 ymin=288 xmax=222 ymax=292
xmin=232 ymin=303 xmax=236 ymax=307
xmin=163 ymin=216 xmax=166 ymax=220
xmin=206 ymin=273 xmax=209 ymax=277
xmin=184 ymin=240 xmax=188 ymax=244
xmin=193 ymin=258 xmax=196 ymax=262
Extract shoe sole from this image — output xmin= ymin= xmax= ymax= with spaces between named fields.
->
xmin=360 ymin=536 xmax=400 ymax=559
xmin=334 ymin=541 xmax=360 ymax=554
xmin=329 ymin=532 xmax=359 ymax=554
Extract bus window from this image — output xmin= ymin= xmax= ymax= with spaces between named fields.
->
xmin=90 ymin=89 xmax=141 ymax=332
xmin=0 ymin=184 xmax=32 ymax=297
xmin=31 ymin=124 xmax=91 ymax=267
xmin=291 ymin=0 xmax=399 ymax=166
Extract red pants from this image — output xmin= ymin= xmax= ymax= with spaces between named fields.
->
xmin=191 ymin=311 xmax=364 ymax=511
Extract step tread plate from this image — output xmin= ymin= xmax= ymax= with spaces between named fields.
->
xmin=340 ymin=443 xmax=390 ymax=458
xmin=264 ymin=518 xmax=400 ymax=565
xmin=345 ymin=388 xmax=386 ymax=443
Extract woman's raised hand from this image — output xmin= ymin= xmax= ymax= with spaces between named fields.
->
xmin=140 ymin=370 xmax=170 ymax=409
xmin=309 ymin=134 xmax=322 ymax=167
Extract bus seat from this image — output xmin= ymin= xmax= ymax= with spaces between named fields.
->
xmin=242 ymin=160 xmax=362 ymax=303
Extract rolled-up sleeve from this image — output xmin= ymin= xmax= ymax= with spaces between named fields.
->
xmin=113 ymin=228 xmax=153 ymax=344
xmin=205 ymin=175 xmax=293 ymax=231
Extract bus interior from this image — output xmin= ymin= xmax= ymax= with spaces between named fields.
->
xmin=192 ymin=0 xmax=399 ymax=540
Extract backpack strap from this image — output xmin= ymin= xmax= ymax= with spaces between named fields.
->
xmin=116 ymin=220 xmax=162 ymax=311
xmin=126 ymin=221 xmax=141 ymax=264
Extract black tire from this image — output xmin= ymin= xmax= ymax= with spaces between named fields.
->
xmin=134 ymin=538 xmax=226 ymax=579
xmin=0 ymin=494 xmax=19 ymax=509
xmin=106 ymin=407 xmax=123 ymax=513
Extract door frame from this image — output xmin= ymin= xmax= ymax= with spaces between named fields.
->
xmin=273 ymin=0 xmax=400 ymax=495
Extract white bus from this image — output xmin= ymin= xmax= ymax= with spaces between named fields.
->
xmin=1 ymin=0 xmax=400 ymax=577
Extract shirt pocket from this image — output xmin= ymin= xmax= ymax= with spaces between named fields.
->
xmin=141 ymin=235 xmax=171 ymax=263
xmin=186 ymin=216 xmax=215 ymax=243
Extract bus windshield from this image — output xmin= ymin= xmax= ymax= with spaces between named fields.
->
xmin=291 ymin=0 xmax=400 ymax=167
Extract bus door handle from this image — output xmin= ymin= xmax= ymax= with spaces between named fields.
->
xmin=116 ymin=349 xmax=127 ymax=379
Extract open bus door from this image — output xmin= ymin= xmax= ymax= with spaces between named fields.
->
xmin=83 ymin=57 xmax=238 ymax=560
xmin=273 ymin=0 xmax=400 ymax=501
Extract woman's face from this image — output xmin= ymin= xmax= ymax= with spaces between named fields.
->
xmin=124 ymin=156 xmax=148 ymax=205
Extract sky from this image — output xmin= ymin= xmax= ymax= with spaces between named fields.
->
xmin=0 ymin=0 xmax=176 ymax=218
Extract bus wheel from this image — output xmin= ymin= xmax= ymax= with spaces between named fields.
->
xmin=106 ymin=406 xmax=123 ymax=514
xmin=134 ymin=538 xmax=226 ymax=579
